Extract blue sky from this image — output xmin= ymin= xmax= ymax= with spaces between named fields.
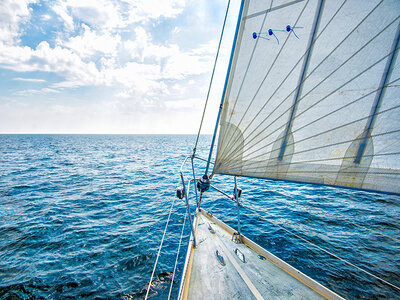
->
xmin=0 ymin=0 xmax=240 ymax=133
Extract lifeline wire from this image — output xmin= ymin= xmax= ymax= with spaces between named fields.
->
xmin=167 ymin=210 xmax=188 ymax=300
xmin=144 ymin=197 xmax=176 ymax=300
xmin=193 ymin=0 xmax=231 ymax=155
xmin=242 ymin=204 xmax=400 ymax=292
xmin=238 ymin=175 xmax=400 ymax=242
xmin=212 ymin=177 xmax=400 ymax=291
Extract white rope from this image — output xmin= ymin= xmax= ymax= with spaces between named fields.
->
xmin=144 ymin=197 xmax=176 ymax=300
xmin=167 ymin=210 xmax=188 ymax=300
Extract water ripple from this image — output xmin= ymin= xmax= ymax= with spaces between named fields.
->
xmin=0 ymin=134 xmax=399 ymax=299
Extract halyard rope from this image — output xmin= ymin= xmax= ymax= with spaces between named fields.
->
xmin=144 ymin=197 xmax=176 ymax=299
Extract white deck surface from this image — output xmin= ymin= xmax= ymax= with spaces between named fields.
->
xmin=185 ymin=212 xmax=327 ymax=299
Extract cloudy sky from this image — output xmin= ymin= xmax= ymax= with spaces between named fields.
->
xmin=0 ymin=0 xmax=240 ymax=133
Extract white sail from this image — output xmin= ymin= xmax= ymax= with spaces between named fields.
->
xmin=213 ymin=0 xmax=400 ymax=194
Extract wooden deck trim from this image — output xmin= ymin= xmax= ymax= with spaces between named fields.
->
xmin=199 ymin=209 xmax=344 ymax=300
xmin=177 ymin=208 xmax=200 ymax=300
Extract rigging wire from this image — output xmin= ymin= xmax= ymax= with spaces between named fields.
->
xmin=192 ymin=0 xmax=231 ymax=155
xmin=241 ymin=204 xmax=400 ymax=292
xmin=144 ymin=197 xmax=176 ymax=300
xmin=167 ymin=210 xmax=188 ymax=300
xmin=237 ymin=176 xmax=400 ymax=242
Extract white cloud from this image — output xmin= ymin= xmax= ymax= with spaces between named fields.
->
xmin=0 ymin=0 xmax=37 ymax=44
xmin=0 ymin=41 xmax=103 ymax=91
xmin=62 ymin=24 xmax=121 ymax=58
xmin=13 ymin=77 xmax=46 ymax=82
xmin=52 ymin=0 xmax=122 ymax=32
xmin=123 ymin=0 xmax=185 ymax=23
xmin=15 ymin=87 xmax=60 ymax=95
xmin=52 ymin=1 xmax=74 ymax=31
xmin=0 ymin=0 xmax=241 ymax=133
xmin=41 ymin=14 xmax=51 ymax=21
xmin=123 ymin=26 xmax=180 ymax=63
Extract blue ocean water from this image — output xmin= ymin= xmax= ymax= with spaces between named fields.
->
xmin=0 ymin=134 xmax=399 ymax=299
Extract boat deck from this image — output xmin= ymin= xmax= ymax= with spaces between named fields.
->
xmin=180 ymin=209 xmax=342 ymax=299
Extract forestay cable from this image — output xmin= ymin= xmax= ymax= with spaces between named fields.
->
xmin=193 ymin=0 xmax=231 ymax=155
xmin=145 ymin=197 xmax=176 ymax=300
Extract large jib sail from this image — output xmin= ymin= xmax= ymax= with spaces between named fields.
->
xmin=213 ymin=0 xmax=400 ymax=194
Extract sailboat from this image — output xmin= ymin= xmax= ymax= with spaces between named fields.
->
xmin=146 ymin=0 xmax=400 ymax=298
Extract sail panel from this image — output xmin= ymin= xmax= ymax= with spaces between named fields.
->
xmin=213 ymin=0 xmax=400 ymax=194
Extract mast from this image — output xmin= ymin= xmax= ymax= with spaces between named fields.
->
xmin=205 ymin=0 xmax=246 ymax=176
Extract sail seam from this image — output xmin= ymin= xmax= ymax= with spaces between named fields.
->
xmin=229 ymin=151 xmax=400 ymax=173
xmin=354 ymin=21 xmax=400 ymax=164
xmin=221 ymin=24 xmax=398 ymax=164
xmin=218 ymin=0 xmax=352 ymax=162
xmin=225 ymin=103 xmax=400 ymax=170
xmin=225 ymin=81 xmax=400 ymax=168
xmin=218 ymin=0 xmax=311 ymax=162
xmin=278 ymin=0 xmax=325 ymax=161
xmin=218 ymin=1 xmax=391 ymax=163
xmin=245 ymin=0 xmax=305 ymax=20
xmin=221 ymin=70 xmax=399 ymax=168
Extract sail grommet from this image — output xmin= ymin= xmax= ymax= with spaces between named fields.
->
xmin=197 ymin=175 xmax=210 ymax=192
